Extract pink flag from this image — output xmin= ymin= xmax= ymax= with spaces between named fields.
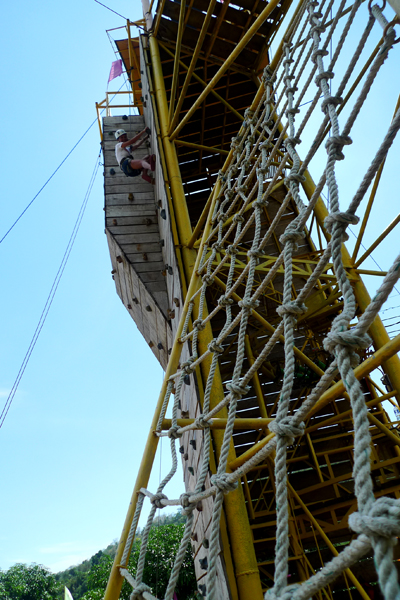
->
xmin=108 ymin=59 xmax=123 ymax=83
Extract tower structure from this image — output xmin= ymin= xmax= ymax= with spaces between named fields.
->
xmin=98 ymin=1 xmax=400 ymax=599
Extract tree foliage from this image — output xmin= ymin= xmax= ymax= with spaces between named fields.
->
xmin=0 ymin=563 xmax=59 ymax=600
xmin=0 ymin=512 xmax=196 ymax=600
xmin=82 ymin=522 xmax=197 ymax=600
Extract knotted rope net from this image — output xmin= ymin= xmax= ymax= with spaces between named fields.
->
xmin=119 ymin=0 xmax=400 ymax=598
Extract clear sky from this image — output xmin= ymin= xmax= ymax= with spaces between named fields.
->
xmin=1 ymin=0 xmax=399 ymax=577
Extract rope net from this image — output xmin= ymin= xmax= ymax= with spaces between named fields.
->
xmin=120 ymin=1 xmax=400 ymax=598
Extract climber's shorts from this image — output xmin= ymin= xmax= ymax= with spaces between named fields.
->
xmin=120 ymin=157 xmax=141 ymax=178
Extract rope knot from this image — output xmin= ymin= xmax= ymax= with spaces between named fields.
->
xmin=284 ymin=136 xmax=302 ymax=151
xmin=323 ymin=329 xmax=372 ymax=355
xmin=130 ymin=582 xmax=152 ymax=599
xmin=208 ymin=338 xmax=224 ymax=354
xmin=244 ymin=108 xmax=255 ymax=122
xmin=179 ymin=492 xmax=195 ymax=515
xmin=321 ymin=94 xmax=343 ymax=114
xmin=194 ymin=415 xmax=211 ymax=429
xmin=324 ymin=211 xmax=359 ymax=234
xmin=265 ymin=584 xmax=302 ymax=600
xmin=233 ymin=214 xmax=245 ymax=224
xmin=279 ymin=228 xmax=305 ymax=246
xmin=211 ymin=473 xmax=238 ymax=494
xmin=211 ymin=241 xmax=223 ymax=251
xmin=262 ymin=65 xmax=274 ymax=83
xmin=311 ymin=47 xmax=329 ymax=64
xmin=238 ymin=298 xmax=260 ymax=311
xmin=218 ymin=170 xmax=227 ymax=181
xmin=231 ymin=136 xmax=241 ymax=147
xmin=167 ymin=425 xmax=182 ymax=439
xmin=284 ymin=173 xmax=306 ymax=187
xmin=325 ymin=135 xmax=352 ymax=160
xmin=276 ymin=301 xmax=308 ymax=317
xmin=217 ymin=212 xmax=228 ymax=223
xmin=226 ymin=381 xmax=250 ymax=399
xmin=218 ymin=294 xmax=234 ymax=307
xmin=315 ymin=70 xmax=334 ymax=85
xmin=257 ymin=166 xmax=269 ymax=177
xmin=182 ymin=359 xmax=195 ymax=374
xmin=226 ymin=244 xmax=239 ymax=256
xmin=202 ymin=274 xmax=214 ymax=286
xmin=150 ymin=492 xmax=167 ymax=509
xmin=269 ymin=417 xmax=305 ymax=442
xmin=247 ymin=249 xmax=264 ymax=261
xmin=193 ymin=318 xmax=206 ymax=331
xmin=349 ymin=497 xmax=400 ymax=539
xmin=254 ymin=197 xmax=268 ymax=209
xmin=310 ymin=22 xmax=326 ymax=35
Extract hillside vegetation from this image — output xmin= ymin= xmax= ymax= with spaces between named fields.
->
xmin=0 ymin=512 xmax=197 ymax=600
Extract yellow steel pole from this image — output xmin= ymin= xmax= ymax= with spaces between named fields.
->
xmin=169 ymin=0 xmax=282 ymax=141
xmin=95 ymin=102 xmax=103 ymax=141
xmin=161 ymin=417 xmax=273 ymax=430
xmin=149 ymin=33 xmax=264 ymax=600
xmin=174 ymin=139 xmax=230 ymax=155
xmin=302 ymin=171 xmax=400 ymax=404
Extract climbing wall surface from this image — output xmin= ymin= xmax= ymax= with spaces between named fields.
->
xmin=103 ymin=115 xmax=171 ymax=369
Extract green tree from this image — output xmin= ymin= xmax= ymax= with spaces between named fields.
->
xmin=82 ymin=523 xmax=196 ymax=600
xmin=0 ymin=563 xmax=59 ymax=600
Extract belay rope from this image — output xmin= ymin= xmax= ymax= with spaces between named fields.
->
xmin=119 ymin=0 xmax=400 ymax=598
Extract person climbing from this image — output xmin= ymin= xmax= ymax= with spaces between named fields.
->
xmin=114 ymin=127 xmax=156 ymax=184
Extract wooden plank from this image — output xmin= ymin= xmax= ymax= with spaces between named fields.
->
xmin=106 ymin=194 xmax=157 ymax=206
xmin=105 ymin=182 xmax=155 ymax=194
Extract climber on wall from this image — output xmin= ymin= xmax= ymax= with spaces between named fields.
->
xmin=115 ymin=127 xmax=156 ymax=184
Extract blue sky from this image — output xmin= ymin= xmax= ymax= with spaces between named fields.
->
xmin=0 ymin=0 xmax=182 ymax=573
xmin=1 ymin=0 xmax=399 ymax=577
